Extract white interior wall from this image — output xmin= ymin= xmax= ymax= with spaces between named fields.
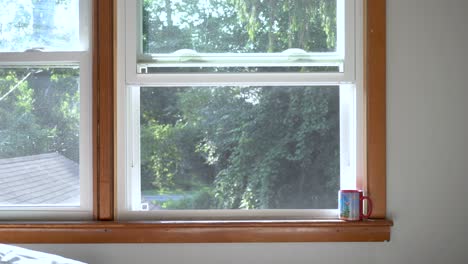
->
xmin=19 ymin=0 xmax=468 ymax=263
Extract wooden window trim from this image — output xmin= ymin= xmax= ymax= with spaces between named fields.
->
xmin=0 ymin=220 xmax=392 ymax=243
xmin=364 ymin=0 xmax=387 ymax=219
xmin=93 ymin=0 xmax=115 ymax=222
xmin=0 ymin=0 xmax=391 ymax=243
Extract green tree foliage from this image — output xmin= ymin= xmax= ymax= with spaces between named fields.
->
xmin=207 ymin=87 xmax=339 ymax=209
xmin=0 ymin=68 xmax=80 ymax=162
xmin=140 ymin=87 xmax=215 ymax=193
xmin=228 ymin=0 xmax=336 ymax=52
xmin=142 ymin=86 xmax=339 ymax=209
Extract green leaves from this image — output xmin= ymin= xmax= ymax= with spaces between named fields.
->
xmin=140 ymin=86 xmax=340 ymax=209
xmin=0 ymin=68 xmax=80 ymax=161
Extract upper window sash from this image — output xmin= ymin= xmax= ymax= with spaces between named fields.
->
xmin=125 ymin=0 xmax=356 ymax=85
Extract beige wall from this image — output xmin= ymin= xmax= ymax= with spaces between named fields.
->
xmin=20 ymin=0 xmax=468 ymax=263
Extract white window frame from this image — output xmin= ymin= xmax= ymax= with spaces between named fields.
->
xmin=0 ymin=0 xmax=93 ymax=220
xmin=117 ymin=0 xmax=363 ymax=220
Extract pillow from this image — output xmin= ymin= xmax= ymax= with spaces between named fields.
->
xmin=0 ymin=244 xmax=86 ymax=264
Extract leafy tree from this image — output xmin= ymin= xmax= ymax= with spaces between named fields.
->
xmin=0 ymin=67 xmax=80 ymax=162
xmin=141 ymin=86 xmax=339 ymax=209
xmin=228 ymin=0 xmax=336 ymax=52
xmin=0 ymin=69 xmax=49 ymax=157
xmin=140 ymin=87 xmax=215 ymax=192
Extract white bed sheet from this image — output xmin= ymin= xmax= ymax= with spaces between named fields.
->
xmin=0 ymin=244 xmax=86 ymax=264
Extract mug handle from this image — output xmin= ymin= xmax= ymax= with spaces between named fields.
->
xmin=360 ymin=196 xmax=373 ymax=219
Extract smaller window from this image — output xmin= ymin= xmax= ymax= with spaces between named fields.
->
xmin=0 ymin=0 xmax=92 ymax=220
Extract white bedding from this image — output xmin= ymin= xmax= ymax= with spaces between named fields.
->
xmin=0 ymin=244 xmax=86 ymax=264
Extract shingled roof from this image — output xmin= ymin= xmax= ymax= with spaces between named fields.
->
xmin=0 ymin=153 xmax=79 ymax=205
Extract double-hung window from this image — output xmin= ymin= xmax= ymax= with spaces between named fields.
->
xmin=118 ymin=0 xmax=364 ymax=220
xmin=0 ymin=0 xmax=389 ymax=243
xmin=0 ymin=0 xmax=92 ymax=219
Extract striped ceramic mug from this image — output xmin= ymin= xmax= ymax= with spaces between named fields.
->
xmin=338 ymin=190 xmax=372 ymax=221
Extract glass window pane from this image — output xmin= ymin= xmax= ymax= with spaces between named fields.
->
xmin=139 ymin=86 xmax=340 ymax=210
xmin=0 ymin=67 xmax=80 ymax=206
xmin=0 ymin=0 xmax=80 ymax=52
xmin=142 ymin=0 xmax=338 ymax=54
xmin=140 ymin=0 xmax=340 ymax=73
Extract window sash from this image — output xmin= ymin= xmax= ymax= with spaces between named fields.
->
xmin=0 ymin=56 xmax=93 ymax=217
xmin=125 ymin=0 xmax=356 ymax=85
xmin=120 ymin=84 xmax=357 ymax=218
xmin=138 ymin=0 xmax=346 ymax=57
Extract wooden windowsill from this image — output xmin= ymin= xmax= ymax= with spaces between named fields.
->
xmin=0 ymin=219 xmax=392 ymax=243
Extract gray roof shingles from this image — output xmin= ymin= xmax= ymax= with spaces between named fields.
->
xmin=0 ymin=153 xmax=80 ymax=205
